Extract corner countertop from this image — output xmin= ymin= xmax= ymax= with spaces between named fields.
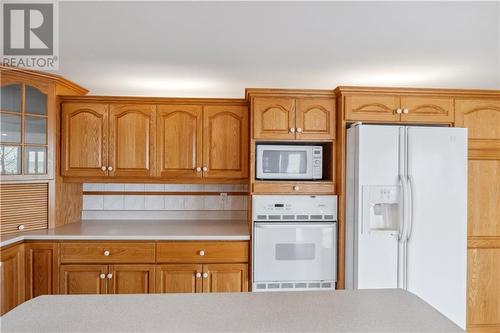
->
xmin=1 ymin=289 xmax=463 ymax=332
xmin=0 ymin=219 xmax=250 ymax=247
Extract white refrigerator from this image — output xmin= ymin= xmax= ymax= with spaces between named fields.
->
xmin=345 ymin=124 xmax=467 ymax=329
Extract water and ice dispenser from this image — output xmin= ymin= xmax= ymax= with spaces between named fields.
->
xmin=361 ymin=186 xmax=400 ymax=234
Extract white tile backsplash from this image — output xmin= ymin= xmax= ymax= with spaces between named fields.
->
xmin=83 ymin=195 xmax=104 ymax=210
xmin=103 ymin=195 xmax=124 ymax=210
xmin=145 ymin=195 xmax=164 ymax=210
xmin=124 ymin=184 xmax=145 ymax=191
xmin=104 ymin=183 xmax=125 ymax=191
xmin=124 ymin=196 xmax=145 ymax=210
xmin=145 ymin=184 xmax=165 ymax=192
xmin=164 ymin=196 xmax=185 ymax=210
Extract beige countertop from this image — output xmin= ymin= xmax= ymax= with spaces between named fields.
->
xmin=1 ymin=289 xmax=463 ymax=332
xmin=0 ymin=219 xmax=250 ymax=247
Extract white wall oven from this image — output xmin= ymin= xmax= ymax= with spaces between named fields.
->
xmin=256 ymin=144 xmax=323 ymax=180
xmin=252 ymin=195 xmax=337 ymax=292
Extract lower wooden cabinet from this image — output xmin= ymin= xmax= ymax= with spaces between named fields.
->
xmin=1 ymin=243 xmax=24 ymax=315
xmin=60 ymin=264 xmax=155 ymax=294
xmin=156 ymin=263 xmax=248 ymax=293
xmin=25 ymin=242 xmax=59 ymax=299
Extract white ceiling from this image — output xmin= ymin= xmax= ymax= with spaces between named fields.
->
xmin=57 ymin=1 xmax=500 ymax=97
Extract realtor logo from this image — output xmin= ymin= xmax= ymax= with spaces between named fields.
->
xmin=2 ymin=1 xmax=59 ymax=69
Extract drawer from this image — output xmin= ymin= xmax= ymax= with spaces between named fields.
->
xmin=252 ymin=182 xmax=335 ymax=194
xmin=60 ymin=242 xmax=156 ymax=263
xmin=157 ymin=241 xmax=248 ymax=263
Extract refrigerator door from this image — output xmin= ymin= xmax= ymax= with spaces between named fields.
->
xmin=406 ymin=127 xmax=467 ymax=329
xmin=346 ymin=125 xmax=403 ymax=289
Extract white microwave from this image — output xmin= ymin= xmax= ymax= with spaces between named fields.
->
xmin=256 ymin=145 xmax=323 ymax=180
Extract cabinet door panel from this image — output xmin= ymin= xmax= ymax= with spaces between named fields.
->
xmin=60 ymin=264 xmax=107 ymax=294
xmin=108 ymin=264 xmax=155 ymax=294
xmin=108 ymin=104 xmax=156 ymax=177
xmin=203 ymin=264 xmax=248 ymax=293
xmin=157 ymin=105 xmax=203 ymax=179
xmin=253 ymin=97 xmax=295 ymax=139
xmin=203 ymin=106 xmax=248 ymax=179
xmin=62 ymin=103 xmax=108 ymax=177
xmin=344 ymin=94 xmax=400 ymax=121
xmin=156 ymin=264 xmax=202 ymax=293
xmin=25 ymin=242 xmax=59 ymax=299
xmin=400 ymin=96 xmax=453 ymax=123
xmin=296 ymin=98 xmax=335 ymax=139
xmin=1 ymin=244 xmax=24 ymax=315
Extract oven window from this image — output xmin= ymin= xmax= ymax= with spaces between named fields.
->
xmin=262 ymin=150 xmax=307 ymax=174
xmin=275 ymin=243 xmax=315 ymax=260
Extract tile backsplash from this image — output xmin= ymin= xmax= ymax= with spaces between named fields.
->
xmin=82 ymin=183 xmax=248 ymax=220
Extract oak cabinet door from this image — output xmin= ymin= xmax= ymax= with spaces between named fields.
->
xmin=400 ymin=96 xmax=453 ymax=123
xmin=203 ymin=106 xmax=248 ymax=179
xmin=61 ymin=103 xmax=108 ymax=177
xmin=157 ymin=105 xmax=203 ymax=179
xmin=25 ymin=242 xmax=59 ymax=300
xmin=156 ymin=264 xmax=202 ymax=293
xmin=108 ymin=264 xmax=155 ymax=294
xmin=108 ymin=104 xmax=156 ymax=177
xmin=202 ymin=264 xmax=248 ymax=293
xmin=295 ymin=98 xmax=335 ymax=139
xmin=344 ymin=94 xmax=400 ymax=122
xmin=1 ymin=244 xmax=24 ymax=315
xmin=60 ymin=264 xmax=107 ymax=294
xmin=253 ymin=97 xmax=295 ymax=139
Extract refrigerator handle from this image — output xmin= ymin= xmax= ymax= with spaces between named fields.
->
xmin=398 ymin=174 xmax=408 ymax=241
xmin=406 ymin=175 xmax=416 ymax=241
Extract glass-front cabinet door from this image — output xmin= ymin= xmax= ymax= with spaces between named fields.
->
xmin=0 ymin=78 xmax=52 ymax=178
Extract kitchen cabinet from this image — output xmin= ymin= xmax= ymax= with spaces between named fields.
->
xmin=25 ymin=242 xmax=59 ymax=300
xmin=107 ymin=264 xmax=155 ymax=294
xmin=252 ymin=96 xmax=335 ymax=140
xmin=202 ymin=263 xmax=248 ymax=293
xmin=60 ymin=241 xmax=156 ymax=264
xmin=252 ymin=181 xmax=336 ymax=194
xmin=62 ymin=103 xmax=156 ymax=177
xmin=60 ymin=264 xmax=108 ymax=294
xmin=0 ymin=243 xmax=24 ymax=315
xmin=343 ymin=92 xmax=453 ymax=123
xmin=157 ymin=105 xmax=203 ymax=179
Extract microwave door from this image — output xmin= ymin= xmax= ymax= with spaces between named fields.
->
xmin=256 ymin=146 xmax=312 ymax=179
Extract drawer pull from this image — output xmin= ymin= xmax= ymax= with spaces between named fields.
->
xmin=395 ymin=108 xmax=402 ymax=114
xmin=103 ymin=250 xmax=110 ymax=257
xmin=99 ymin=273 xmax=106 ymax=279
xmin=101 ymin=166 xmax=107 ymax=171
xmin=296 ymin=127 xmax=303 ymax=133
xmin=202 ymin=272 xmax=208 ymax=279
xmin=199 ymin=250 xmax=205 ymax=256
xmin=293 ymin=185 xmax=300 ymax=191
xmin=17 ymin=224 xmax=25 ymax=231
xmin=403 ymin=108 xmax=409 ymax=114
xmin=107 ymin=273 xmax=113 ymax=279
xmin=195 ymin=272 xmax=202 ymax=278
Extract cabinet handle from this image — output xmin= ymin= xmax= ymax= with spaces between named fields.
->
xmin=99 ymin=273 xmax=106 ymax=279
xmin=293 ymin=185 xmax=300 ymax=191
xmin=199 ymin=250 xmax=205 ymax=256
xmin=296 ymin=127 xmax=303 ymax=133
xmin=289 ymin=127 xmax=296 ymax=133
xmin=195 ymin=272 xmax=202 ymax=278
xmin=107 ymin=273 xmax=113 ymax=279
xmin=402 ymin=108 xmax=409 ymax=114
xmin=107 ymin=166 xmax=113 ymax=171
xmin=17 ymin=224 xmax=25 ymax=231
xmin=395 ymin=108 xmax=402 ymax=114
xmin=195 ymin=167 xmax=202 ymax=172
xmin=101 ymin=166 xmax=107 ymax=171
xmin=202 ymin=167 xmax=208 ymax=172
xmin=103 ymin=250 xmax=110 ymax=256
xmin=202 ymin=272 xmax=208 ymax=279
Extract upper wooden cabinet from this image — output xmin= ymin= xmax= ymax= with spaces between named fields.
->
xmin=62 ymin=103 xmax=155 ymax=177
xmin=157 ymin=105 xmax=203 ymax=179
xmin=203 ymin=106 xmax=248 ymax=179
xmin=251 ymin=95 xmax=335 ymax=140
xmin=340 ymin=88 xmax=454 ymax=123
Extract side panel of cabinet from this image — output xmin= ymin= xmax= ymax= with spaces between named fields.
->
xmin=108 ymin=264 xmax=155 ymax=294
xmin=108 ymin=104 xmax=156 ymax=177
xmin=344 ymin=94 xmax=400 ymax=122
xmin=61 ymin=103 xmax=108 ymax=177
xmin=295 ymin=98 xmax=336 ymax=139
xmin=157 ymin=105 xmax=203 ymax=179
xmin=25 ymin=242 xmax=59 ymax=299
xmin=400 ymin=96 xmax=454 ymax=123
xmin=203 ymin=106 xmax=248 ymax=179
xmin=202 ymin=263 xmax=248 ymax=293
xmin=0 ymin=244 xmax=24 ymax=315
xmin=252 ymin=97 xmax=295 ymax=139
xmin=59 ymin=264 xmax=107 ymax=295
xmin=156 ymin=264 xmax=202 ymax=293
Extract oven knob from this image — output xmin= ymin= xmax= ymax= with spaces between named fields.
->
xmin=293 ymin=185 xmax=300 ymax=191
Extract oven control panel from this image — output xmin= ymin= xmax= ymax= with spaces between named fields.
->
xmin=253 ymin=195 xmax=337 ymax=222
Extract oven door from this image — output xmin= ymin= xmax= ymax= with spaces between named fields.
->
xmin=253 ymin=222 xmax=336 ymax=283
xmin=256 ymin=146 xmax=313 ymax=179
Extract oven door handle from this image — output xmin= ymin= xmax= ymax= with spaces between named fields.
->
xmin=254 ymin=223 xmax=336 ymax=228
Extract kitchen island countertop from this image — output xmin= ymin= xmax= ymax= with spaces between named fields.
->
xmin=1 ymin=289 xmax=463 ymax=332
xmin=0 ymin=219 xmax=250 ymax=247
